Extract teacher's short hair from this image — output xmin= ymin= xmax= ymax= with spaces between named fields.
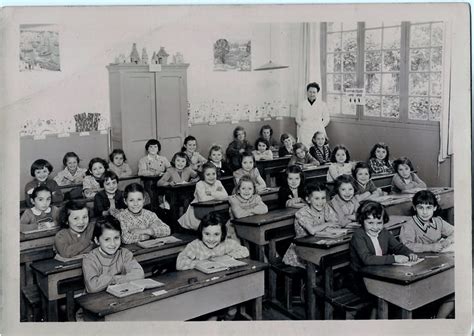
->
xmin=306 ymin=82 xmax=320 ymax=92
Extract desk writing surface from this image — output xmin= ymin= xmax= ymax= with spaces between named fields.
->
xmin=31 ymin=234 xmax=194 ymax=276
xmin=20 ymin=227 xmax=60 ymax=242
xmin=361 ymin=252 xmax=454 ymax=285
xmin=232 ymin=207 xmax=298 ymax=226
xmin=76 ymin=259 xmax=267 ymax=317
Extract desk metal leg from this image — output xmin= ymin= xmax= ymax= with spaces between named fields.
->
xmin=268 ymin=240 xmax=278 ymax=303
xmin=255 ymin=246 xmax=265 ymax=263
xmin=401 ymin=309 xmax=412 ymax=319
xmin=323 ymin=265 xmax=334 ymax=320
xmin=306 ymin=262 xmax=316 ymax=320
xmin=377 ymin=298 xmax=389 ymax=319
xmin=252 ymin=297 xmax=263 ymax=320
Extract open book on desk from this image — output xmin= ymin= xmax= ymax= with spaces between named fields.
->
xmin=137 ymin=236 xmax=182 ymax=248
xmin=314 ymin=227 xmax=348 ymax=239
xmin=195 ymin=255 xmax=247 ymax=274
xmin=392 ymin=258 xmax=425 ymax=267
xmin=106 ymin=278 xmax=165 ymax=297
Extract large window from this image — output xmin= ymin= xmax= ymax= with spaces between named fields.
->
xmin=322 ymin=21 xmax=444 ymax=124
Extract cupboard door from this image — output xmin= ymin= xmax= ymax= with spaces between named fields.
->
xmin=122 ymin=72 xmax=157 ymax=172
xmin=155 ymin=73 xmax=187 ymax=159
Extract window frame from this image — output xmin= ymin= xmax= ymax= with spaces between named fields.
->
xmin=321 ymin=21 xmax=443 ymax=127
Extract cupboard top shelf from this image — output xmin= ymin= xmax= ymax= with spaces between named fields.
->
xmin=107 ymin=63 xmax=190 ymax=72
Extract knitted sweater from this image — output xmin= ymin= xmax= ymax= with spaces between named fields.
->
xmin=54 ymin=222 xmax=95 ymax=258
xmin=114 ymin=209 xmax=170 ymax=244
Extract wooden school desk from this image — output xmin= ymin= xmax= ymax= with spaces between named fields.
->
xmin=232 ymin=207 xmax=298 ymax=262
xmin=362 ymin=252 xmax=455 ymax=319
xmin=190 ymin=187 xmax=280 ymax=220
xmin=30 ymin=234 xmax=194 ymax=321
xmin=256 ymin=156 xmax=291 ymax=186
xmin=302 ymin=164 xmax=330 ymax=181
xmin=76 ymin=259 xmax=268 ymax=321
xmin=294 ymin=216 xmax=410 ymax=320
xmin=381 ymin=187 xmax=454 ymax=217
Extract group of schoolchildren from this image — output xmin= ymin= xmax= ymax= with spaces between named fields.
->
xmin=20 ymin=124 xmax=454 ymax=320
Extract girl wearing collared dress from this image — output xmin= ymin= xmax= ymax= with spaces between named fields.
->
xmin=309 ymin=131 xmax=331 ymax=165
xmin=327 ymin=145 xmax=353 ymax=183
xmin=352 ymin=161 xmax=385 ymax=202
xmin=329 ymin=174 xmax=360 ymax=227
xmin=252 ymin=137 xmax=274 ymax=161
xmin=108 ymin=149 xmax=133 ymax=178
xmin=20 ymin=185 xmax=60 ymax=232
xmin=54 ymin=152 xmax=87 ymax=186
xmin=82 ymin=158 xmax=108 ymax=199
xmin=282 ymin=183 xmax=338 ymax=268
xmin=399 ymin=190 xmax=454 ymax=318
xmin=178 ymin=163 xmax=229 ymax=231
xmin=288 ymin=142 xmax=320 ymax=168
xmin=181 ymin=135 xmax=207 ymax=172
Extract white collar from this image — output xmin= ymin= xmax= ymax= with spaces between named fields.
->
xmin=31 ymin=206 xmax=51 ymax=216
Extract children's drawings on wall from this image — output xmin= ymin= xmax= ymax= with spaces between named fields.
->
xmin=213 ymin=39 xmax=251 ymax=71
xmin=19 ymin=24 xmax=61 ymax=72
xmin=20 ymin=114 xmax=109 ymax=137
xmin=188 ymin=100 xmax=290 ymax=125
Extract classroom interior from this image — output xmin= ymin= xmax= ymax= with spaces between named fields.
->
xmin=3 ymin=5 xmax=471 ymax=328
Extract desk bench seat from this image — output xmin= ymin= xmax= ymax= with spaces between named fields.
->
xmin=314 ymin=287 xmax=372 ymax=320
xmin=270 ymin=260 xmax=305 ymax=318
xmin=22 ymin=284 xmax=42 ymax=322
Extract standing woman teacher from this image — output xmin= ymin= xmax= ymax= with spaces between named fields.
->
xmin=296 ymin=82 xmax=330 ymax=147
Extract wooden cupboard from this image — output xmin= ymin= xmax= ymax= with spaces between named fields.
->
xmin=107 ymin=64 xmax=189 ymax=173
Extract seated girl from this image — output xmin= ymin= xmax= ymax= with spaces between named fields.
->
xmin=108 ymin=149 xmax=133 ymax=178
xmin=367 ymin=142 xmax=394 ymax=175
xmin=54 ymin=152 xmax=87 ymax=186
xmin=157 ymin=152 xmax=199 ymax=186
xmin=93 ymin=171 xmax=126 ymax=217
xmin=259 ymin=124 xmax=279 ymax=151
xmin=349 ymin=201 xmax=417 ymax=318
xmin=208 ymin=144 xmax=232 ymax=177
xmin=25 ymin=159 xmax=63 ymax=208
xmin=327 ymin=145 xmax=353 ymax=183
xmin=252 ymin=137 xmax=274 ymax=161
xmin=283 ymin=183 xmax=338 ymax=268
xmin=114 ymin=183 xmax=170 ymax=244
xmin=309 ymin=131 xmax=331 ymax=165
xmin=178 ymin=163 xmax=229 ymax=231
xmin=83 ymin=157 xmax=108 ymax=199
xmin=277 ymin=165 xmax=306 ymax=209
xmin=278 ymin=133 xmax=295 ymax=157
xmin=399 ymin=190 xmax=454 ymax=318
xmin=83 ymin=215 xmax=144 ymax=293
xmin=226 ymin=126 xmax=253 ymax=171
xmin=391 ymin=157 xmax=427 ymax=194
xmin=20 ymin=185 xmax=60 ymax=232
xmin=289 ymin=142 xmax=320 ymax=168
xmin=227 ymin=176 xmax=268 ymax=241
xmin=329 ymin=175 xmax=360 ymax=227
xmin=181 ymin=135 xmax=207 ymax=172
xmin=233 ymin=151 xmax=267 ymax=193
xmin=352 ymin=162 xmax=385 ymax=202
xmin=176 ymin=212 xmax=249 ymax=320
xmin=54 ymin=200 xmax=94 ymax=259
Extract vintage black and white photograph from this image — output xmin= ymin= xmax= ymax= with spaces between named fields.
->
xmin=0 ymin=3 xmax=471 ymax=336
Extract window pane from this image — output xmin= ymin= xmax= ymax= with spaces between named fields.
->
xmin=365 ymin=74 xmax=381 ymax=94
xmin=343 ymin=73 xmax=356 ymax=91
xmin=429 ymin=97 xmax=442 ymax=121
xmin=365 ymin=96 xmax=381 ymax=117
xmin=383 ymin=26 xmax=401 ymax=49
xmin=342 ymin=53 xmax=357 ymax=72
xmin=409 ymin=97 xmax=429 ymax=120
xmin=365 ymin=29 xmax=381 ymax=50
xmin=327 ymin=32 xmax=342 ymax=52
xmin=430 ymin=72 xmax=442 ymax=96
xmin=342 ymin=31 xmax=357 ymax=52
xmin=327 ymin=94 xmax=341 ymax=114
xmin=409 ymin=73 xmax=429 ymax=95
xmin=382 ymin=50 xmax=400 ymax=71
xmin=327 ymin=53 xmax=342 ymax=72
xmin=342 ymin=97 xmax=357 ymax=115
xmin=431 ymin=47 xmax=442 ymax=71
xmin=327 ymin=22 xmax=341 ymax=33
xmin=365 ymin=51 xmax=381 ymax=71
xmin=327 ymin=74 xmax=342 ymax=92
xmin=382 ymin=74 xmax=399 ymax=94
xmin=382 ymin=96 xmax=400 ymax=118
xmin=410 ymin=24 xmax=430 ymax=47
xmin=431 ymin=23 xmax=444 ymax=46
xmin=410 ymin=48 xmax=430 ymax=71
